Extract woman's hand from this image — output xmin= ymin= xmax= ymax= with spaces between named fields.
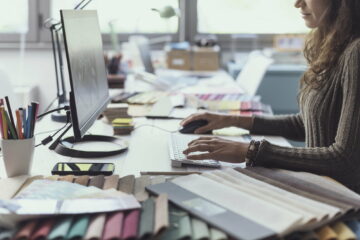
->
xmin=182 ymin=136 xmax=249 ymax=163
xmin=180 ymin=112 xmax=247 ymax=134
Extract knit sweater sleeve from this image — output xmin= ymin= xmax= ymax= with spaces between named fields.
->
xmin=252 ymin=40 xmax=360 ymax=181
xmin=250 ymin=114 xmax=305 ymax=141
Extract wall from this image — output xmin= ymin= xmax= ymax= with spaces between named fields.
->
xmin=0 ymin=49 xmax=68 ymax=112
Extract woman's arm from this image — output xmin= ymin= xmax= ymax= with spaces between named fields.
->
xmin=252 ymin=40 xmax=360 ymax=184
xmin=250 ymin=114 xmax=305 ymax=141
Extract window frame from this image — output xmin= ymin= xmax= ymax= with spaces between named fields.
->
xmin=0 ymin=0 xmax=39 ymax=43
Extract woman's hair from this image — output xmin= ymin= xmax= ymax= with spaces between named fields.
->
xmin=302 ymin=0 xmax=360 ymax=89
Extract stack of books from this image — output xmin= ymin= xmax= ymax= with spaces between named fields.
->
xmin=112 ymin=118 xmax=134 ymax=135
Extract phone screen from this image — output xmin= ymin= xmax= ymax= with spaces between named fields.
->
xmin=52 ymin=163 xmax=114 ymax=176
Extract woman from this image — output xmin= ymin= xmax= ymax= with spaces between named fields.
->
xmin=182 ymin=0 xmax=360 ymax=193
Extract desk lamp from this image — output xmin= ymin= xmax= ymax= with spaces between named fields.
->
xmin=43 ymin=0 xmax=93 ymax=123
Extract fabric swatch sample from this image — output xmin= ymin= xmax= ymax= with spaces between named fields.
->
xmin=237 ymin=168 xmax=351 ymax=212
xmin=88 ymin=175 xmax=105 ymax=189
xmin=58 ymin=175 xmax=74 ymax=183
xmin=331 ymin=222 xmax=357 ymax=240
xmin=222 ymin=169 xmax=339 ymax=220
xmin=154 ymin=194 xmax=169 ymax=235
xmin=0 ymin=228 xmax=14 ymax=240
xmin=191 ymin=217 xmax=209 ymax=240
xmin=45 ymin=175 xmax=59 ymax=181
xmin=316 ymin=225 xmax=338 ymax=240
xmin=134 ymin=176 xmax=151 ymax=202
xmin=74 ymin=176 xmax=89 ymax=186
xmin=139 ymin=198 xmax=155 ymax=239
xmin=103 ymin=175 xmax=119 ymax=190
xmin=30 ymin=218 xmax=56 ymax=240
xmin=13 ymin=176 xmax=44 ymax=198
xmin=209 ymin=227 xmax=227 ymax=240
xmin=158 ymin=204 xmax=192 ymax=240
xmin=150 ymin=176 xmax=166 ymax=185
xmin=118 ymin=175 xmax=135 ymax=194
xmin=48 ymin=216 xmax=74 ymax=240
xmin=172 ymin=174 xmax=302 ymax=234
xmin=84 ymin=214 xmax=106 ymax=240
xmin=121 ymin=210 xmax=140 ymax=239
xmin=102 ymin=212 xmax=124 ymax=240
xmin=13 ymin=221 xmax=38 ymax=240
xmin=66 ymin=215 xmax=90 ymax=240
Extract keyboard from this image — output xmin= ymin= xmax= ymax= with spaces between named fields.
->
xmin=169 ymin=134 xmax=221 ymax=168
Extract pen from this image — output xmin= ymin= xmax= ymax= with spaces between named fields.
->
xmin=30 ymin=102 xmax=39 ymax=138
xmin=21 ymin=108 xmax=26 ymax=137
xmin=26 ymin=105 xmax=33 ymax=139
xmin=4 ymin=96 xmax=18 ymax=139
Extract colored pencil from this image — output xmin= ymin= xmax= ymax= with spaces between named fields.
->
xmin=21 ymin=108 xmax=26 ymax=135
xmin=1 ymin=108 xmax=8 ymax=139
xmin=4 ymin=96 xmax=18 ymax=139
xmin=16 ymin=110 xmax=24 ymax=139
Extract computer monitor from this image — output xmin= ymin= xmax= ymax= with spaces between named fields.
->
xmin=61 ymin=10 xmax=110 ymax=140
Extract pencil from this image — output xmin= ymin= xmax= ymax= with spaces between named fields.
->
xmin=16 ymin=110 xmax=24 ymax=139
xmin=4 ymin=96 xmax=18 ymax=139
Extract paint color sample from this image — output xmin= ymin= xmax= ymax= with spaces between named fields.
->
xmin=121 ymin=210 xmax=140 ymax=239
xmin=102 ymin=212 xmax=124 ymax=240
xmin=84 ymin=214 xmax=106 ymax=240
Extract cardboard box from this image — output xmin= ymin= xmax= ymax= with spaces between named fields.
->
xmin=166 ymin=49 xmax=191 ymax=70
xmin=192 ymin=46 xmax=220 ymax=71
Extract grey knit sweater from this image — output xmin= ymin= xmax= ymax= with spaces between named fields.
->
xmin=250 ymin=39 xmax=360 ymax=194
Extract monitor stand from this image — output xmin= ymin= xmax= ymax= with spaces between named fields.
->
xmin=49 ymin=124 xmax=128 ymax=158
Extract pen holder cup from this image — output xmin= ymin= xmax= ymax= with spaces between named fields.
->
xmin=1 ymin=138 xmax=35 ymax=177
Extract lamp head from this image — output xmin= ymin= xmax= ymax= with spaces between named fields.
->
xmin=152 ymin=6 xmax=179 ymax=19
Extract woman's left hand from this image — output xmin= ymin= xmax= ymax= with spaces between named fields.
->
xmin=183 ymin=137 xmax=249 ymax=163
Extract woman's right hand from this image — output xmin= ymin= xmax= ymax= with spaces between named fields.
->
xmin=180 ymin=112 xmax=252 ymax=134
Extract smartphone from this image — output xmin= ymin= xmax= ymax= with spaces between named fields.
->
xmin=52 ymin=162 xmax=115 ymax=176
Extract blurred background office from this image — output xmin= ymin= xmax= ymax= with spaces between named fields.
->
xmin=0 ymin=0 xmax=308 ymax=116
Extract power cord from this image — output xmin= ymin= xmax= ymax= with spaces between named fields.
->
xmin=37 ymin=105 xmax=70 ymax=120
xmin=134 ymin=124 xmax=180 ymax=133
xmin=35 ymin=111 xmax=71 ymax=148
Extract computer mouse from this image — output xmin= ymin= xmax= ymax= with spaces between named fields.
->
xmin=179 ymin=119 xmax=212 ymax=134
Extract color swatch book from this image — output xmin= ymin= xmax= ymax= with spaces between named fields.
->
xmin=0 ymin=174 xmax=228 ymax=240
xmin=147 ymin=167 xmax=360 ymax=240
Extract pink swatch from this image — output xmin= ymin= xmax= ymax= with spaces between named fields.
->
xmin=102 ymin=212 xmax=124 ymax=240
xmin=30 ymin=218 xmax=56 ymax=240
xmin=14 ymin=221 xmax=38 ymax=240
xmin=121 ymin=210 xmax=140 ymax=240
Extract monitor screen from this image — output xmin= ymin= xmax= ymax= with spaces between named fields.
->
xmin=61 ymin=10 xmax=110 ymax=140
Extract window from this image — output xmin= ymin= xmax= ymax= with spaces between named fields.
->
xmin=50 ymin=0 xmax=179 ymax=34
xmin=0 ymin=0 xmax=28 ymax=33
xmin=197 ymin=0 xmax=309 ymax=34
xmin=0 ymin=0 xmax=37 ymax=42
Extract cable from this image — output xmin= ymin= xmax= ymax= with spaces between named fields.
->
xmin=134 ymin=124 xmax=180 ymax=133
xmin=35 ymin=111 xmax=71 ymax=148
xmin=37 ymin=105 xmax=70 ymax=119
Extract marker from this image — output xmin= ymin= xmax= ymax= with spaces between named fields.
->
xmin=4 ymin=96 xmax=18 ymax=139
xmin=1 ymin=108 xmax=8 ymax=139
xmin=26 ymin=105 xmax=33 ymax=139
xmin=5 ymin=111 xmax=17 ymax=139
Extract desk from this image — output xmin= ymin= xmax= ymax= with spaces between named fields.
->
xmin=0 ymin=70 xmax=290 ymax=178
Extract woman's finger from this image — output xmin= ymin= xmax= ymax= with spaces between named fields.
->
xmin=186 ymin=152 xmax=214 ymax=160
xmin=188 ymin=138 xmax=216 ymax=146
xmin=183 ymin=144 xmax=213 ymax=154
